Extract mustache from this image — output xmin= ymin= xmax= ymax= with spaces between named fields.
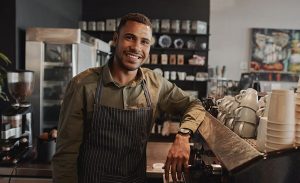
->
xmin=125 ymin=50 xmax=143 ymax=57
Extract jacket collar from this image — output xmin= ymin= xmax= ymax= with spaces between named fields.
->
xmin=101 ymin=60 xmax=145 ymax=88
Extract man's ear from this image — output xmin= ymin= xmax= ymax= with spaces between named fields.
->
xmin=111 ymin=32 xmax=118 ymax=47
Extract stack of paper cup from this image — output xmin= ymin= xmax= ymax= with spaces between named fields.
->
xmin=265 ymin=89 xmax=295 ymax=152
xmin=295 ymin=85 xmax=300 ymax=145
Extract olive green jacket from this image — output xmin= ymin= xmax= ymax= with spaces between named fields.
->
xmin=52 ymin=64 xmax=206 ymax=183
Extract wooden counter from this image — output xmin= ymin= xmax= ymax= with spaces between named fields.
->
xmin=0 ymin=142 xmax=172 ymax=182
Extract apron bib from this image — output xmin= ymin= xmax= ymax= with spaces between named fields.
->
xmin=78 ymin=74 xmax=153 ymax=183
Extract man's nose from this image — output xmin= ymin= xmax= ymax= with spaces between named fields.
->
xmin=130 ymin=41 xmax=142 ymax=51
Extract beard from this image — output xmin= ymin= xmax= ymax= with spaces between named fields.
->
xmin=114 ymin=49 xmax=145 ymax=72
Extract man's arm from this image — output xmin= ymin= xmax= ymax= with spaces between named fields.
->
xmin=157 ymin=78 xmax=206 ymax=182
xmin=164 ymin=101 xmax=205 ymax=183
xmin=52 ymin=80 xmax=84 ymax=183
xmin=164 ymin=133 xmax=191 ymax=183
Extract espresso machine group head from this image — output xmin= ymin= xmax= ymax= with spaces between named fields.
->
xmin=0 ymin=70 xmax=34 ymax=165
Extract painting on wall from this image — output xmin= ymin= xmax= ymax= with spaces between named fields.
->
xmin=250 ymin=28 xmax=300 ymax=73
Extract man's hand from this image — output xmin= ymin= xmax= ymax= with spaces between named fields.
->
xmin=164 ymin=134 xmax=190 ymax=183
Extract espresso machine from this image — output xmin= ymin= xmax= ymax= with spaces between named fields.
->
xmin=0 ymin=70 xmax=34 ymax=165
xmin=184 ymin=113 xmax=300 ymax=183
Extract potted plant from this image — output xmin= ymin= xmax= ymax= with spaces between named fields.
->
xmin=0 ymin=52 xmax=12 ymax=101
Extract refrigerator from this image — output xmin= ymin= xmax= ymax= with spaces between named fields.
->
xmin=25 ymin=28 xmax=110 ymax=137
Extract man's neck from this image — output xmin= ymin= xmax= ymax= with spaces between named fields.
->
xmin=109 ymin=61 xmax=138 ymax=86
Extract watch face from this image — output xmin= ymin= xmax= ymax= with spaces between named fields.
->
xmin=179 ymin=128 xmax=192 ymax=134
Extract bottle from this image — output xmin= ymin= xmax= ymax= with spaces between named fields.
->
xmin=252 ymin=75 xmax=261 ymax=92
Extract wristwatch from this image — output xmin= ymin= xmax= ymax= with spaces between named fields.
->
xmin=178 ymin=128 xmax=193 ymax=136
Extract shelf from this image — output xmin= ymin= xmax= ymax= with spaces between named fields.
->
xmin=84 ymin=30 xmax=210 ymax=37
xmin=43 ymin=81 xmax=65 ymax=86
xmin=143 ymin=64 xmax=207 ymax=71
xmin=173 ymin=79 xmax=208 ymax=83
xmin=44 ymin=79 xmax=69 ymax=82
xmin=44 ymin=62 xmax=72 ymax=67
xmin=43 ymin=100 xmax=62 ymax=106
xmin=151 ymin=47 xmax=208 ymax=52
xmin=153 ymin=32 xmax=210 ymax=37
xmin=248 ymin=71 xmax=299 ymax=82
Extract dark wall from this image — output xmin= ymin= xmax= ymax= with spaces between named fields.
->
xmin=82 ymin=0 xmax=209 ymax=22
xmin=0 ymin=0 xmax=82 ymax=114
xmin=0 ymin=1 xmax=16 ymax=114
xmin=16 ymin=0 xmax=82 ymax=69
xmin=0 ymin=0 xmax=16 ymax=69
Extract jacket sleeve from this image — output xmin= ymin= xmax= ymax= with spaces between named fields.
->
xmin=52 ymin=79 xmax=84 ymax=183
xmin=158 ymin=77 xmax=206 ymax=133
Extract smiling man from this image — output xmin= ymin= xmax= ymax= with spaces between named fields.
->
xmin=52 ymin=13 xmax=206 ymax=183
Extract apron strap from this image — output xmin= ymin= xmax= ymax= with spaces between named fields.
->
xmin=94 ymin=69 xmax=104 ymax=107
xmin=141 ymin=80 xmax=152 ymax=108
xmin=93 ymin=68 xmax=152 ymax=108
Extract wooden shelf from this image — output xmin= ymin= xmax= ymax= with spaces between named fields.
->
xmin=153 ymin=32 xmax=210 ymax=37
xmin=151 ymin=47 xmax=209 ymax=52
xmin=143 ymin=64 xmax=208 ymax=72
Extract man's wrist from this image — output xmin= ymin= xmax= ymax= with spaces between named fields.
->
xmin=177 ymin=128 xmax=193 ymax=137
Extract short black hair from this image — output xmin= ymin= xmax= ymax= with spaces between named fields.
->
xmin=117 ymin=13 xmax=152 ymax=33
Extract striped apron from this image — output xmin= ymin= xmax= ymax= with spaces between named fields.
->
xmin=78 ymin=75 xmax=153 ymax=183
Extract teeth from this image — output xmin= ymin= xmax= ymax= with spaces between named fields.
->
xmin=127 ymin=53 xmax=139 ymax=59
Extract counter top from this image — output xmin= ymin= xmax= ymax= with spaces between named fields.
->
xmin=0 ymin=142 xmax=172 ymax=179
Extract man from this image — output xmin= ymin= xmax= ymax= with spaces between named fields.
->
xmin=52 ymin=12 xmax=206 ymax=183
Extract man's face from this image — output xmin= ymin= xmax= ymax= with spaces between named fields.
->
xmin=114 ymin=20 xmax=152 ymax=71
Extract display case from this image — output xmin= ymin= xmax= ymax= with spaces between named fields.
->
xmin=25 ymin=28 xmax=110 ymax=136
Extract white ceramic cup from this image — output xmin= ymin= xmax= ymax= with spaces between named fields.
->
xmin=164 ymin=71 xmax=170 ymax=80
xmin=170 ymin=71 xmax=177 ymax=80
xmin=219 ymin=113 xmax=227 ymax=124
xmin=177 ymin=72 xmax=186 ymax=81
xmin=239 ymin=91 xmax=259 ymax=111
xmin=256 ymin=107 xmax=265 ymax=118
xmin=233 ymin=121 xmax=257 ymax=138
xmin=234 ymin=107 xmax=257 ymax=124
xmin=217 ymin=111 xmax=224 ymax=121
xmin=225 ymin=117 xmax=235 ymax=130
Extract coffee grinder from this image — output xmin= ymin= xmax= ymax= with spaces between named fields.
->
xmin=0 ymin=70 xmax=34 ymax=165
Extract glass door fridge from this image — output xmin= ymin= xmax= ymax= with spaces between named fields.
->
xmin=25 ymin=28 xmax=110 ymax=137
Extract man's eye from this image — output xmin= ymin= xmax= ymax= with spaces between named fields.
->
xmin=125 ymin=35 xmax=134 ymax=40
xmin=142 ymin=40 xmax=150 ymax=45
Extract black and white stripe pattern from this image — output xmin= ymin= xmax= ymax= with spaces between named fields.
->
xmin=78 ymin=76 xmax=153 ymax=183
